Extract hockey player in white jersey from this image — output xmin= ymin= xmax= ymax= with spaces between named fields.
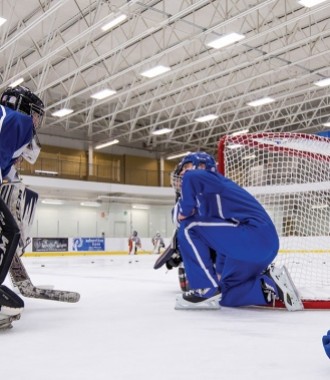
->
xmin=171 ymin=152 xmax=303 ymax=311
xmin=152 ymin=232 xmax=165 ymax=254
xmin=0 ymin=85 xmax=44 ymax=328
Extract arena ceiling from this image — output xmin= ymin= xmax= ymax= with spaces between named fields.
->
xmin=1 ymin=0 xmax=330 ymax=159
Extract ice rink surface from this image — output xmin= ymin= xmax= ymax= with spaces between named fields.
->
xmin=1 ymin=254 xmax=329 ymax=380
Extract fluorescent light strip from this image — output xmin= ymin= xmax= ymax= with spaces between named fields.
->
xmin=35 ymin=170 xmax=58 ymax=175
xmin=314 ymin=78 xmax=330 ymax=87
xmin=206 ymin=32 xmax=245 ymax=49
xmin=298 ymin=0 xmax=327 ymax=7
xmin=132 ymin=204 xmax=150 ymax=210
xmin=9 ymin=78 xmax=24 ymax=87
xmin=242 ymin=154 xmax=256 ymax=160
xmin=311 ymin=204 xmax=328 ymax=209
xmin=80 ymin=201 xmax=101 ymax=207
xmin=140 ymin=65 xmax=171 ymax=78
xmin=91 ymin=89 xmax=116 ymax=100
xmin=95 ymin=139 xmax=119 ymax=150
xmin=42 ymin=199 xmax=64 ymax=205
xmin=231 ymin=129 xmax=249 ymax=136
xmin=228 ymin=144 xmax=244 ymax=149
xmin=195 ymin=114 xmax=218 ymax=122
xmin=322 ymin=122 xmax=330 ymax=127
xmin=152 ymin=128 xmax=172 ymax=135
xmin=101 ymin=14 xmax=127 ymax=31
xmin=166 ymin=151 xmax=191 ymax=160
xmin=0 ymin=17 xmax=7 ymax=27
xmin=247 ymin=97 xmax=275 ymax=107
xmin=51 ymin=108 xmax=74 ymax=117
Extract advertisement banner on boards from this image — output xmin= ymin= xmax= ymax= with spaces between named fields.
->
xmin=72 ymin=237 xmax=105 ymax=251
xmin=32 ymin=238 xmax=69 ymax=252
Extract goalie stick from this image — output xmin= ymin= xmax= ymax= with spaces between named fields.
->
xmin=10 ymin=252 xmax=80 ymax=303
xmin=0 ymin=182 xmax=80 ymax=303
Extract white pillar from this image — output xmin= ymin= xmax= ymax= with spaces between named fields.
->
xmin=88 ymin=144 xmax=93 ymax=176
xmin=160 ymin=157 xmax=164 ymax=187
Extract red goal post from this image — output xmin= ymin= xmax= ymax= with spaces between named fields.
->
xmin=218 ymin=132 xmax=330 ymax=309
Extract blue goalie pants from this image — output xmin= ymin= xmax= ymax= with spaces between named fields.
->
xmin=177 ymin=217 xmax=279 ymax=307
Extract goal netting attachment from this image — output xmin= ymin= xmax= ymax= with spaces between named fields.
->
xmin=218 ymin=132 xmax=330 ymax=309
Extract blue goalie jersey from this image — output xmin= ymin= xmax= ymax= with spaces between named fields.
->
xmin=0 ymin=105 xmax=33 ymax=179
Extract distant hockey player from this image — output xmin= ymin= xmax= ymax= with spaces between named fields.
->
xmin=0 ymin=85 xmax=45 ymax=328
xmin=151 ymin=232 xmax=165 ymax=254
xmin=171 ymin=151 xmax=303 ymax=311
xmin=128 ymin=230 xmax=141 ymax=262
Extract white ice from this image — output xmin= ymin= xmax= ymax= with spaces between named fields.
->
xmin=1 ymin=254 xmax=329 ymax=380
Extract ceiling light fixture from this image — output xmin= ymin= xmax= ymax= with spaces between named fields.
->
xmin=228 ymin=144 xmax=244 ymax=149
xmin=51 ymin=108 xmax=74 ymax=117
xmin=0 ymin=17 xmax=7 ymax=27
xmin=132 ymin=204 xmax=150 ymax=210
xmin=247 ymin=97 xmax=275 ymax=107
xmin=101 ymin=14 xmax=127 ymax=31
xmin=9 ymin=78 xmax=24 ymax=88
xmin=35 ymin=170 xmax=58 ymax=176
xmin=95 ymin=139 xmax=119 ymax=150
xmin=298 ymin=0 xmax=327 ymax=7
xmin=80 ymin=201 xmax=101 ymax=207
xmin=91 ymin=89 xmax=117 ymax=100
xmin=41 ymin=199 xmax=64 ymax=205
xmin=195 ymin=114 xmax=218 ymax=122
xmin=314 ymin=78 xmax=330 ymax=87
xmin=231 ymin=129 xmax=249 ymax=136
xmin=206 ymin=32 xmax=245 ymax=49
xmin=311 ymin=203 xmax=328 ymax=210
xmin=152 ymin=128 xmax=172 ymax=135
xmin=322 ymin=122 xmax=330 ymax=127
xmin=166 ymin=151 xmax=191 ymax=160
xmin=140 ymin=65 xmax=171 ymax=78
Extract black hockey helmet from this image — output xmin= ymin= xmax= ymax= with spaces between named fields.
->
xmin=0 ymin=85 xmax=44 ymax=129
xmin=1 ymin=86 xmax=44 ymax=164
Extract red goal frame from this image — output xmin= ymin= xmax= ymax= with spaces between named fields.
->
xmin=218 ymin=132 xmax=330 ymax=310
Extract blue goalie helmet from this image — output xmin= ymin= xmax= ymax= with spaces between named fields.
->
xmin=170 ymin=151 xmax=217 ymax=193
xmin=177 ymin=151 xmax=217 ymax=174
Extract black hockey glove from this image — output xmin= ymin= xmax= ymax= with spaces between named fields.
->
xmin=165 ymin=251 xmax=182 ymax=270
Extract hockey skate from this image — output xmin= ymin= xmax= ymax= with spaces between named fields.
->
xmin=265 ymin=264 xmax=304 ymax=311
xmin=175 ymin=288 xmax=221 ymax=310
xmin=0 ymin=285 xmax=24 ymax=329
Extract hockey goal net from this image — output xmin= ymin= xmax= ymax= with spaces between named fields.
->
xmin=218 ymin=132 xmax=330 ymax=309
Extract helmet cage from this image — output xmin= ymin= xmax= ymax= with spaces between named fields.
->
xmin=0 ymin=86 xmax=44 ymax=129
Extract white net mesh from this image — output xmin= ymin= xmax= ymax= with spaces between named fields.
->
xmin=218 ymin=132 xmax=330 ymax=300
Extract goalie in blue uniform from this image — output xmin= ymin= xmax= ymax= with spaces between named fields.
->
xmin=172 ymin=151 xmax=303 ymax=311
xmin=0 ymin=85 xmax=44 ymax=328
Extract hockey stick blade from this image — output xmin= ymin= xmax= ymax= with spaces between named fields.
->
xmin=14 ymin=279 xmax=80 ymax=303
xmin=10 ymin=253 xmax=80 ymax=303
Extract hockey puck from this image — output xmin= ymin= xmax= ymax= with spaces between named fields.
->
xmin=41 ymin=264 xmax=45 ymax=267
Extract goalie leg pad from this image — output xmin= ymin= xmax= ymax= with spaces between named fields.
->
xmin=0 ymin=183 xmax=38 ymax=256
xmin=0 ymin=197 xmax=20 ymax=284
xmin=0 ymin=284 xmax=24 ymax=316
